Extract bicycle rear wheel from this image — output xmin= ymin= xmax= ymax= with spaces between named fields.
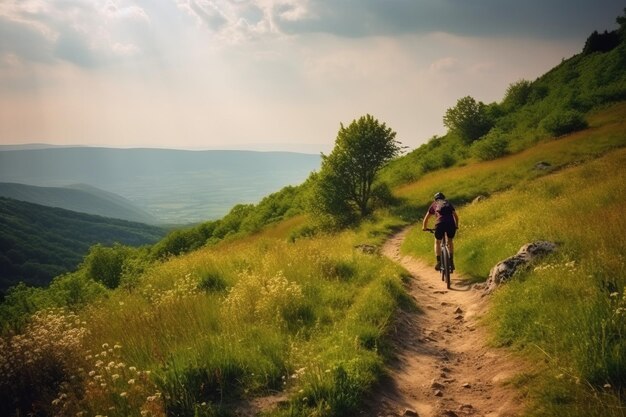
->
xmin=441 ymin=246 xmax=451 ymax=289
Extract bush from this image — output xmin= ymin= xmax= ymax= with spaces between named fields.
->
xmin=540 ymin=109 xmax=588 ymax=137
xmin=82 ymin=244 xmax=130 ymax=289
xmin=0 ymin=309 xmax=88 ymax=417
xmin=471 ymin=129 xmax=509 ymax=161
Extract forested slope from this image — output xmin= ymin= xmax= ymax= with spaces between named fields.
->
xmin=0 ymin=197 xmax=165 ymax=291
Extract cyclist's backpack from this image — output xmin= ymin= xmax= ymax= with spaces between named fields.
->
xmin=436 ymin=200 xmax=453 ymax=216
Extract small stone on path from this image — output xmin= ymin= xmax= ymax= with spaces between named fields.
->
xmin=431 ymin=380 xmax=445 ymax=390
xmin=454 ymin=307 xmax=463 ymax=314
xmin=462 ymin=382 xmax=471 ymax=388
xmin=434 ymin=390 xmax=443 ymax=397
xmin=403 ymin=409 xmax=419 ymax=417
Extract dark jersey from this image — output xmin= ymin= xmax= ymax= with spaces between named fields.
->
xmin=428 ymin=200 xmax=456 ymax=225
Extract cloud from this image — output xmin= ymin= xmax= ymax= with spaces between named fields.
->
xmin=275 ymin=0 xmax=625 ymax=40
xmin=430 ymin=57 xmax=459 ymax=73
xmin=0 ymin=0 xmax=151 ymax=67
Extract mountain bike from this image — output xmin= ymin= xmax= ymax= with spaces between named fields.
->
xmin=425 ymin=228 xmax=452 ymax=289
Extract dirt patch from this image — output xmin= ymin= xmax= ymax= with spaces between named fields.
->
xmin=362 ymin=227 xmax=528 ymax=417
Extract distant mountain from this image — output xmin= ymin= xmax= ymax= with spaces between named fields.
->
xmin=0 ymin=182 xmax=159 ymax=224
xmin=0 ymin=148 xmax=321 ymax=223
xmin=0 ymin=197 xmax=165 ymax=291
xmin=0 ymin=144 xmax=84 ymax=151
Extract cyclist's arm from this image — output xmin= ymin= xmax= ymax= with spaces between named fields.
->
xmin=453 ymin=211 xmax=459 ymax=228
xmin=422 ymin=212 xmax=432 ymax=231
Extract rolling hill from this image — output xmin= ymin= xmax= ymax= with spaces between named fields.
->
xmin=1 ymin=14 xmax=625 ymax=417
xmin=0 ymin=182 xmax=159 ymax=224
xmin=0 ymin=148 xmax=321 ymax=223
xmin=0 ymin=197 xmax=165 ymax=291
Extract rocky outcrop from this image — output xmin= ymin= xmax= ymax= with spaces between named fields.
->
xmin=484 ymin=241 xmax=558 ymax=294
xmin=354 ymin=244 xmax=378 ymax=254
xmin=472 ymin=195 xmax=487 ymax=204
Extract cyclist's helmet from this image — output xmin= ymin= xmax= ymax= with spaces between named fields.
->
xmin=434 ymin=192 xmax=446 ymax=200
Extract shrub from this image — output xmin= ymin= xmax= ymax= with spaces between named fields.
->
xmin=222 ymin=271 xmax=307 ymax=329
xmin=0 ymin=309 xmax=88 ymax=416
xmin=540 ymin=109 xmax=588 ymax=137
xmin=471 ymin=129 xmax=509 ymax=161
xmin=82 ymin=244 xmax=130 ymax=289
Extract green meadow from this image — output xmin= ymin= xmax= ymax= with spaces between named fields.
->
xmin=2 ymin=21 xmax=626 ymax=417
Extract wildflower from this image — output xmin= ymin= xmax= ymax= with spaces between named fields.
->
xmin=120 ymin=392 xmax=128 ymax=398
xmin=107 ymin=361 xmax=116 ymax=368
xmin=52 ymin=399 xmax=61 ymax=406
xmin=89 ymin=371 xmax=96 ymax=377
xmin=102 ymin=343 xmax=109 ymax=349
xmin=128 ymin=379 xmax=136 ymax=385
xmin=112 ymin=374 xmax=120 ymax=381
xmin=114 ymin=344 xmax=122 ymax=350
xmin=610 ymin=292 xmax=619 ymax=298
xmin=129 ymin=366 xmax=137 ymax=372
xmin=140 ymin=411 xmax=149 ymax=417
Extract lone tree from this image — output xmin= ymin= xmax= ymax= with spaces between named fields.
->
xmin=314 ymin=114 xmax=400 ymax=222
xmin=443 ymin=96 xmax=493 ymax=144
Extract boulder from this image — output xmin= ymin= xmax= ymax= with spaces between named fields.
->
xmin=472 ymin=195 xmax=487 ymax=204
xmin=354 ymin=244 xmax=378 ymax=254
xmin=535 ymin=161 xmax=552 ymax=170
xmin=484 ymin=241 xmax=557 ymax=294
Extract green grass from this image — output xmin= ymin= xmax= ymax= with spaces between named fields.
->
xmin=402 ymin=143 xmax=626 ymax=415
xmin=25 ymin=224 xmax=410 ymax=417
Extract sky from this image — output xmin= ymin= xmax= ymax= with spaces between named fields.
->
xmin=0 ymin=1 xmax=624 ymax=153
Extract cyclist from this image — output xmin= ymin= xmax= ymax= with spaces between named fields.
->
xmin=422 ymin=192 xmax=459 ymax=271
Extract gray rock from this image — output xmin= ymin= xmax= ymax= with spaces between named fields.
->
xmin=403 ymin=409 xmax=419 ymax=417
xmin=484 ymin=241 xmax=558 ymax=294
xmin=354 ymin=244 xmax=378 ymax=254
xmin=535 ymin=161 xmax=552 ymax=170
xmin=472 ymin=195 xmax=487 ymax=204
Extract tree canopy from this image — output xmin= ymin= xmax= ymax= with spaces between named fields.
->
xmin=313 ymin=114 xmax=400 ymax=223
xmin=443 ymin=96 xmax=493 ymax=144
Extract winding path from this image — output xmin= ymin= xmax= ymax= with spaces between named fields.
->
xmin=364 ymin=227 xmax=527 ymax=417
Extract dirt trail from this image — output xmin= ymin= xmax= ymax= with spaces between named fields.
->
xmin=365 ymin=227 xmax=526 ymax=417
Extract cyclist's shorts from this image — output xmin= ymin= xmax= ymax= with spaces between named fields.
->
xmin=434 ymin=222 xmax=457 ymax=240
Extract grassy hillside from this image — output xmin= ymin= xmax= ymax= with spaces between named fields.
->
xmin=0 ymin=218 xmax=411 ymax=417
xmin=399 ymin=105 xmax=626 ymax=416
xmin=0 ymin=182 xmax=159 ymax=224
xmin=0 ymin=197 xmax=165 ymax=291
xmin=1 ymin=20 xmax=625 ymax=417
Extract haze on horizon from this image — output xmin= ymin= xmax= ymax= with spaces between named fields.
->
xmin=0 ymin=0 xmax=623 ymax=153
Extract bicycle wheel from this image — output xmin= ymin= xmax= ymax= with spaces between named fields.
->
xmin=441 ymin=246 xmax=451 ymax=289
